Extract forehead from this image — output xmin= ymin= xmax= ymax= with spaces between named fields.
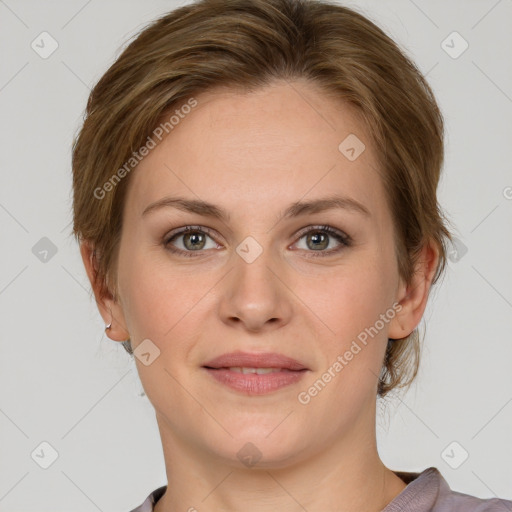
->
xmin=124 ymin=79 xmax=387 ymax=223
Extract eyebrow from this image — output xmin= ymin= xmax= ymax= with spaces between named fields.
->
xmin=141 ymin=194 xmax=371 ymax=221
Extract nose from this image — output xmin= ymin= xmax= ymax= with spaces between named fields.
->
xmin=217 ymin=242 xmax=293 ymax=333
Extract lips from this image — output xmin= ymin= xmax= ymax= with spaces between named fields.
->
xmin=203 ymin=351 xmax=309 ymax=371
xmin=202 ymin=351 xmax=309 ymax=395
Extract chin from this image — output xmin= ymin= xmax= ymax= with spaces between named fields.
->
xmin=207 ymin=421 xmax=310 ymax=469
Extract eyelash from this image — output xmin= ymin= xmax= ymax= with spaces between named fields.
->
xmin=163 ymin=225 xmax=352 ymax=259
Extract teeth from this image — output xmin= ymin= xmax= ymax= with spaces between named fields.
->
xmin=228 ymin=367 xmax=284 ymax=374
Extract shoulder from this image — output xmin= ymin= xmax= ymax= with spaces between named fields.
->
xmin=128 ymin=485 xmax=167 ymax=512
xmin=384 ymin=467 xmax=512 ymax=512
xmin=438 ymin=490 xmax=512 ymax=511
xmin=435 ymin=470 xmax=512 ymax=512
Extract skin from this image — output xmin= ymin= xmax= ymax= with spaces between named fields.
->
xmin=81 ymin=78 xmax=438 ymax=511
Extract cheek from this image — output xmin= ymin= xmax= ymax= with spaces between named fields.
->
xmin=299 ymin=255 xmax=395 ymax=401
xmin=117 ymin=246 xmax=214 ymax=350
xmin=308 ymin=260 xmax=392 ymax=339
xmin=298 ymin=265 xmax=393 ymax=407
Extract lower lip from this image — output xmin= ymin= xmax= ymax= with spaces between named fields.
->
xmin=203 ymin=368 xmax=307 ymax=395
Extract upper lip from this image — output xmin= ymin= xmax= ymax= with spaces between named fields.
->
xmin=203 ymin=351 xmax=309 ymax=371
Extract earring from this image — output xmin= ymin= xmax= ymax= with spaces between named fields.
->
xmin=105 ymin=309 xmax=112 ymax=331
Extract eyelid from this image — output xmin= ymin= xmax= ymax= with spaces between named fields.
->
xmin=164 ymin=224 xmax=350 ymax=242
xmin=293 ymin=224 xmax=351 ymax=244
xmin=163 ymin=225 xmax=221 ymax=248
xmin=163 ymin=224 xmax=351 ymax=257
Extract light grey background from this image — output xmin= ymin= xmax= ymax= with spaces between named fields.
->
xmin=1 ymin=0 xmax=511 ymax=510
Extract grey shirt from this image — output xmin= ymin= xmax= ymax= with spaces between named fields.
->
xmin=129 ymin=467 xmax=512 ymax=511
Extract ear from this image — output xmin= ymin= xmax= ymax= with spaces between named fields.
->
xmin=388 ymin=240 xmax=439 ymax=340
xmin=79 ymin=240 xmax=130 ymax=342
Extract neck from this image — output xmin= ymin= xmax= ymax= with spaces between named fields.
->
xmin=153 ymin=406 xmax=406 ymax=512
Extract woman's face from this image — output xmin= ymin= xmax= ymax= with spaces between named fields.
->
xmin=105 ymin=79 xmax=416 ymax=467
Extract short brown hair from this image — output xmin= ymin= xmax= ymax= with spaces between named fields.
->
xmin=71 ymin=0 xmax=454 ymax=397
